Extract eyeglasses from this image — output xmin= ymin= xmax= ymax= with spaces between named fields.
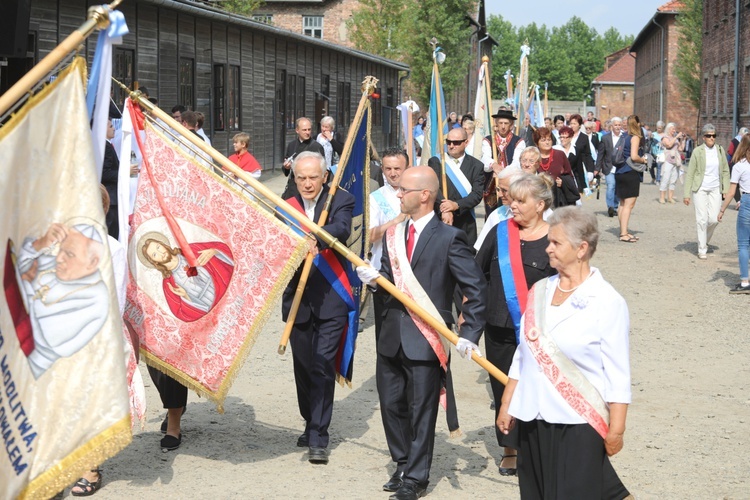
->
xmin=445 ymin=139 xmax=466 ymax=146
xmin=704 ymin=134 xmax=716 ymax=138
xmin=397 ymin=186 xmax=423 ymax=194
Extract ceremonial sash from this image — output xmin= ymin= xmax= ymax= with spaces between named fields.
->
xmin=284 ymin=197 xmax=358 ymax=383
xmin=385 ymin=222 xmax=449 ymax=408
xmin=444 ymin=156 xmax=475 ymax=219
xmin=496 ymin=218 xmax=528 ymax=343
xmin=371 ymin=188 xmax=399 ymax=221
xmin=524 ymin=279 xmax=610 ymax=438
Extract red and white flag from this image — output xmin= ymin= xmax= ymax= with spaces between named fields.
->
xmin=124 ymin=102 xmax=308 ymax=409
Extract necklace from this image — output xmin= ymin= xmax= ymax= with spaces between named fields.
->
xmin=520 ymin=221 xmax=545 ymax=240
xmin=539 ymin=154 xmax=552 ymax=171
xmin=556 ymin=270 xmax=594 ymax=293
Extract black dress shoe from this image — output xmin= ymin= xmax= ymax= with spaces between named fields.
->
xmin=498 ymin=454 xmax=517 ymax=476
xmin=607 ymin=207 xmax=615 ymax=218
xmin=383 ymin=471 xmax=404 ymax=492
xmin=308 ymin=447 xmax=329 ymax=464
xmin=389 ymin=481 xmax=426 ymax=500
xmin=296 ymin=433 xmax=309 ymax=447
xmin=160 ymin=433 xmax=182 ymax=452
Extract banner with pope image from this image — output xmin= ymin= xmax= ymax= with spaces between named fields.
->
xmin=0 ymin=58 xmax=131 ymax=499
xmin=125 ymin=104 xmax=308 ymax=409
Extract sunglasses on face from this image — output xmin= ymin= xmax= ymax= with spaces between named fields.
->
xmin=704 ymin=134 xmax=716 ymax=138
xmin=445 ymin=139 xmax=465 ymax=146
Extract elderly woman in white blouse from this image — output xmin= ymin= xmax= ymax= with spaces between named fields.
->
xmin=683 ymin=123 xmax=730 ymax=259
xmin=497 ymin=207 xmax=631 ymax=499
xmin=316 ymin=116 xmax=343 ymax=172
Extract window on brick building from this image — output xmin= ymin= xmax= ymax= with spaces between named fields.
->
xmin=714 ymin=75 xmax=720 ymax=115
xmin=286 ymin=74 xmax=297 ymax=129
xmin=252 ymin=14 xmax=273 ymax=24
xmin=704 ymin=77 xmax=709 ymax=117
xmin=303 ymin=16 xmax=323 ymax=39
xmin=724 ymin=71 xmax=730 ymax=115
xmin=179 ymin=58 xmax=195 ymax=110
xmin=113 ymin=48 xmax=134 ymax=107
xmin=228 ymin=65 xmax=240 ymax=130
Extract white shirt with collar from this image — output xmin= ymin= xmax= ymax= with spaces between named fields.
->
xmin=408 ymin=210 xmax=436 ymax=252
xmin=508 ymin=268 xmax=631 ymax=424
xmin=368 ymin=183 xmax=401 ymax=270
xmin=302 ymin=190 xmax=323 ymax=220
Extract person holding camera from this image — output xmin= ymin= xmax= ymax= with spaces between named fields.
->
xmin=659 ymin=123 xmax=685 ymax=204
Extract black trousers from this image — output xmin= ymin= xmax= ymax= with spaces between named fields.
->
xmin=106 ymin=205 xmax=119 ymax=240
xmin=289 ymin=314 xmax=347 ymax=448
xmin=148 ymin=366 xmax=187 ymax=409
xmin=377 ymin=346 xmax=442 ymax=487
xmin=517 ymin=419 xmax=630 ymax=500
xmin=484 ymin=324 xmax=519 ymax=449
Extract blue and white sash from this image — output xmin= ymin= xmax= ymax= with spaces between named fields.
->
xmin=444 ymin=156 xmax=475 ymax=219
xmin=371 ymin=187 xmax=399 ymax=221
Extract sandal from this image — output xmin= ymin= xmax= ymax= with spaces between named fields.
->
xmin=499 ymin=454 xmax=517 ymax=476
xmin=619 ymin=234 xmax=638 ymax=243
xmin=71 ymin=469 xmax=102 ymax=497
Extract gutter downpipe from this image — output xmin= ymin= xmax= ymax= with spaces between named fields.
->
xmin=732 ymin=0 xmax=741 ymax=136
xmin=652 ymin=16 xmax=665 ymax=123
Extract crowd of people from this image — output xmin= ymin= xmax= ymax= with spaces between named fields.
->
xmin=92 ymin=85 xmax=750 ymax=499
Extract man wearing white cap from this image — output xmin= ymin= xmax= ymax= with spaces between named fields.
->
xmin=15 ymin=222 xmax=110 ymax=379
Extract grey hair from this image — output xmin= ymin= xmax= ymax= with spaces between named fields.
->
xmin=739 ymin=127 xmax=749 ymax=136
xmin=320 ymin=116 xmax=335 ymax=129
xmin=496 ymin=166 xmax=525 ymax=182
xmin=656 ymin=120 xmax=665 ymax=130
xmin=701 ymin=123 xmax=717 ymax=136
xmin=665 ymin=122 xmax=677 ymax=135
xmin=463 ymin=119 xmax=476 ymax=133
xmin=610 ymin=116 xmax=622 ymax=124
xmin=508 ymin=172 xmax=555 ymax=211
xmin=520 ymin=146 xmax=541 ymax=162
xmin=292 ymin=151 xmax=327 ymax=176
xmin=547 ymin=206 xmax=599 ymax=259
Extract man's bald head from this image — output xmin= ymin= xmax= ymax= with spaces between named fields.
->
xmin=447 ymin=127 xmax=468 ymax=141
xmin=403 ymin=166 xmax=439 ymax=195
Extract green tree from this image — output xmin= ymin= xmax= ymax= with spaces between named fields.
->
xmin=348 ymin=0 xmax=409 ymax=61
xmin=675 ymin=0 xmax=703 ymax=109
xmin=216 ymin=0 xmax=265 ymax=16
xmin=486 ymin=15 xmax=518 ymax=99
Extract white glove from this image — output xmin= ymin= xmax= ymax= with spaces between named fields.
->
xmin=455 ymin=338 xmax=482 ymax=360
xmin=356 ymin=262 xmax=381 ymax=285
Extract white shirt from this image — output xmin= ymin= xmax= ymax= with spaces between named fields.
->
xmin=730 ymin=159 xmax=750 ymax=193
xmin=368 ymin=183 xmax=401 ymax=270
xmin=483 ymin=137 xmax=526 ymax=172
xmin=408 ymin=210 xmax=436 ymax=251
xmin=197 ymin=128 xmax=212 ymax=146
xmin=303 ymin=190 xmax=323 ymax=220
xmin=468 ymin=135 xmax=493 ymax=172
xmin=508 ymin=269 xmax=631 ymax=424
xmin=701 ymin=146 xmax=720 ymax=191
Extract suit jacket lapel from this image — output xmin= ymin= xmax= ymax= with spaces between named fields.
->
xmin=410 ymin=216 xmax=438 ymax=267
xmin=313 ymin=187 xmax=329 ymax=222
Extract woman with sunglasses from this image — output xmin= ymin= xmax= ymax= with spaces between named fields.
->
xmin=683 ymin=124 xmax=730 ymax=260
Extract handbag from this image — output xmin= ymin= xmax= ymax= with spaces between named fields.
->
xmin=656 ymin=152 xmax=666 ymax=163
xmin=665 ymin=148 xmax=681 ymax=165
xmin=626 ymin=156 xmax=648 ymax=173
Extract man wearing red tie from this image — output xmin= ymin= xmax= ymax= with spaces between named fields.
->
xmin=357 ymin=166 xmax=486 ymax=499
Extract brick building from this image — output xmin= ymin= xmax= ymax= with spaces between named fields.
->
xmin=591 ymin=47 xmax=635 ymax=123
xmin=699 ymin=0 xmax=750 ymax=147
xmin=630 ymin=1 xmax=698 ymax=135
xmin=251 ymin=0 xmax=359 ymax=47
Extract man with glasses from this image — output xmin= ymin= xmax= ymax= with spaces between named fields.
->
xmin=427 ymin=127 xmax=484 ymax=246
xmin=595 ymin=117 xmax=625 ymax=217
xmin=356 ymin=166 xmax=486 ymax=500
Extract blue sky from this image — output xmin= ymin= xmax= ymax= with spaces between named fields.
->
xmin=485 ymin=0 xmax=665 ymax=37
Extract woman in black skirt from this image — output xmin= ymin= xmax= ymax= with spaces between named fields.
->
xmin=475 ymin=173 xmax=556 ymax=476
xmin=615 ymin=115 xmax=649 ymax=243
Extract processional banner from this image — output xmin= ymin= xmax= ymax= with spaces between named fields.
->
xmin=0 ymin=58 xmax=131 ymax=499
xmin=125 ymin=105 xmax=308 ymax=410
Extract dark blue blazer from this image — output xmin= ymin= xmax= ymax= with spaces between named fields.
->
xmin=378 ymin=216 xmax=486 ymax=361
xmin=282 ymin=187 xmax=355 ymax=322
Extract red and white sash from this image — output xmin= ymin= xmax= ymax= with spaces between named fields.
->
xmin=524 ymin=278 xmax=610 ymax=438
xmin=385 ymin=221 xmax=449 ymax=406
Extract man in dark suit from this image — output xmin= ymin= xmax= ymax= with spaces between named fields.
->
xmin=595 ymin=116 xmax=625 ymax=217
xmin=282 ymin=151 xmax=354 ymax=465
xmin=357 ymin=166 xmax=486 ymax=500
xmin=282 ymin=117 xmax=326 ymax=199
xmin=101 ymin=118 xmax=120 ymax=239
xmin=427 ymin=127 xmax=484 ymax=246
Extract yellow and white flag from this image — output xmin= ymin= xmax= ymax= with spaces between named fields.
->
xmin=0 ymin=57 xmax=131 ymax=499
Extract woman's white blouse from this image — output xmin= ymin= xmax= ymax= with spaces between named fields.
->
xmin=508 ymin=268 xmax=632 ymax=424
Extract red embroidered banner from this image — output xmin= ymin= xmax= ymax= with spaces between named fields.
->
xmin=125 ymin=115 xmax=308 ymax=409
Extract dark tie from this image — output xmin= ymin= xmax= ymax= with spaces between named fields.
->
xmin=406 ymin=223 xmax=416 ymax=262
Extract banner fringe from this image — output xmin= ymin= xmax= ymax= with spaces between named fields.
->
xmin=18 ymin=416 xmax=132 ymax=500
